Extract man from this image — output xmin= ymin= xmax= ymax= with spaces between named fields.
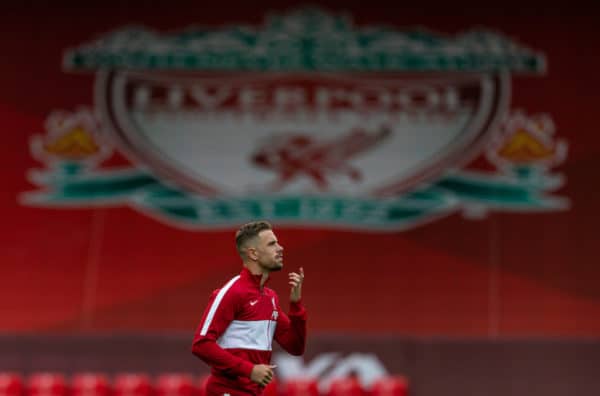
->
xmin=192 ymin=220 xmax=307 ymax=396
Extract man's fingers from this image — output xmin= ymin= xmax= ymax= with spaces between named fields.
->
xmin=288 ymin=273 xmax=303 ymax=283
xmin=266 ymin=364 xmax=276 ymax=377
xmin=262 ymin=371 xmax=273 ymax=386
xmin=289 ymin=273 xmax=303 ymax=288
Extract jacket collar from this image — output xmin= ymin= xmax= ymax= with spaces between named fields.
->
xmin=241 ymin=266 xmax=270 ymax=289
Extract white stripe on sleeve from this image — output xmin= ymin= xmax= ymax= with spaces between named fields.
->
xmin=200 ymin=275 xmax=240 ymax=336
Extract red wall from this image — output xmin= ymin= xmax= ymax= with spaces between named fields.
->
xmin=2 ymin=0 xmax=600 ymax=336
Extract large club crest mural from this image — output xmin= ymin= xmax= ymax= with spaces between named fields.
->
xmin=21 ymin=8 xmax=567 ymax=230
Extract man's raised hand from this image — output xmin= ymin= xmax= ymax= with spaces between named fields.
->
xmin=289 ymin=267 xmax=304 ymax=303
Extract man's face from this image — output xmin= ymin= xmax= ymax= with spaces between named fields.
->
xmin=252 ymin=229 xmax=284 ymax=272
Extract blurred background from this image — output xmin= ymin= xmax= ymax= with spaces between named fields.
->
xmin=2 ymin=1 xmax=600 ymax=395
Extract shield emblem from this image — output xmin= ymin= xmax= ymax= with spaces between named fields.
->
xmin=97 ymin=70 xmax=509 ymax=198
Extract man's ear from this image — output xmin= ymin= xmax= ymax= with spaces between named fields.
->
xmin=246 ymin=246 xmax=258 ymax=261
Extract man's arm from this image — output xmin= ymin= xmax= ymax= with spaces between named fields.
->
xmin=274 ymin=268 xmax=307 ymax=355
xmin=274 ymin=300 xmax=307 ymax=355
xmin=191 ymin=286 xmax=254 ymax=378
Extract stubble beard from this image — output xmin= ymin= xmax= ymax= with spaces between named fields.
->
xmin=261 ymin=258 xmax=283 ymax=272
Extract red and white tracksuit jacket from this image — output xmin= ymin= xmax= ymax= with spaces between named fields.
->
xmin=192 ymin=267 xmax=307 ymax=396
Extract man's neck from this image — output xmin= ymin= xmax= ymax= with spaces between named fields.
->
xmin=259 ymin=273 xmax=269 ymax=287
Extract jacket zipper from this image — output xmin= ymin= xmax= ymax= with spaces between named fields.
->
xmin=266 ymin=318 xmax=272 ymax=350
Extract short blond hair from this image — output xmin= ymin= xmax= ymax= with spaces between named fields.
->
xmin=235 ymin=220 xmax=272 ymax=257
